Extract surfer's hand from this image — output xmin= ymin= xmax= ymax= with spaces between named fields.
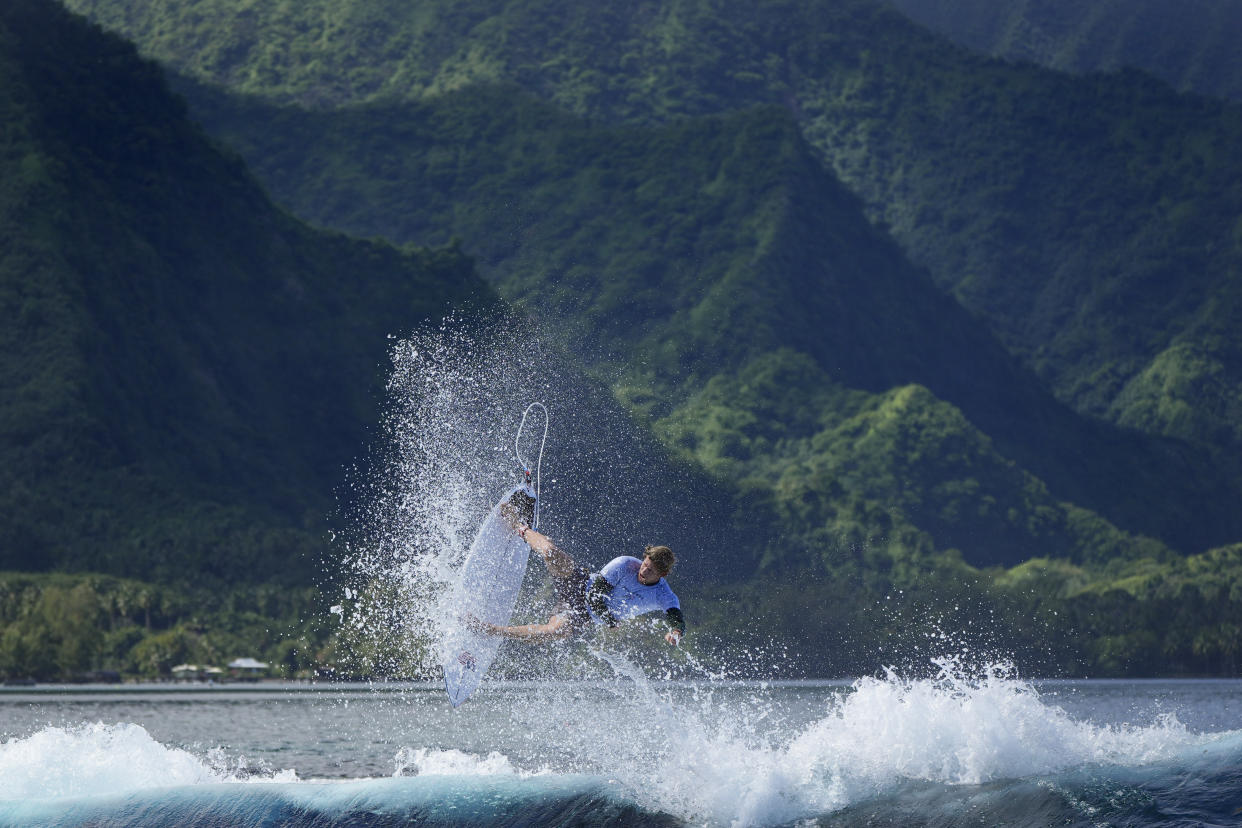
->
xmin=665 ymin=630 xmax=682 ymax=646
xmin=462 ymin=613 xmax=492 ymax=634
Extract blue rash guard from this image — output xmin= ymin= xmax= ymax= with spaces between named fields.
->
xmin=585 ymin=556 xmax=685 ymax=634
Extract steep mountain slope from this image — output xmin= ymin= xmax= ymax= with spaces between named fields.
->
xmin=178 ymin=81 xmax=1241 ymax=563
xmin=791 ymin=38 xmax=1242 ymax=451
xmin=887 ymin=0 xmax=1242 ymax=104
xmin=0 ymin=0 xmax=491 ymax=583
xmin=63 ymin=0 xmax=1242 ymax=457
xmin=1 ymin=0 xmax=752 ymax=596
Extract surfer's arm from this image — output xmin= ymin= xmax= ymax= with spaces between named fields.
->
xmin=518 ymin=524 xmax=553 ymax=554
xmin=665 ymin=607 xmax=686 ymax=635
xmin=480 ymin=615 xmax=572 ymax=642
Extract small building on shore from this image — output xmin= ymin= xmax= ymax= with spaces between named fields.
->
xmin=228 ymin=657 xmax=270 ymax=681
xmin=171 ymin=664 xmax=200 ymax=682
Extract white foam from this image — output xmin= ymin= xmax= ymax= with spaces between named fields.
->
xmin=0 ymin=723 xmax=223 ymax=801
xmin=0 ymin=722 xmax=297 ymax=801
xmin=509 ymin=659 xmax=1221 ymax=827
xmin=779 ymin=662 xmax=1204 ymax=796
xmin=393 ymin=747 xmax=520 ymax=777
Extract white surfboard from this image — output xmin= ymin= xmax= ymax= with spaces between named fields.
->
xmin=441 ymin=483 xmax=536 ymax=707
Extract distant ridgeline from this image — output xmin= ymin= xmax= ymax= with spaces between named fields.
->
xmin=887 ymin=0 xmax=1242 ymax=104
xmin=62 ymin=0 xmax=1242 ymax=452
xmin=4 ymin=0 xmax=1241 ymax=678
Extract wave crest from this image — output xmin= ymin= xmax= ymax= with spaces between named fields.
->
xmin=0 ymin=722 xmax=292 ymax=801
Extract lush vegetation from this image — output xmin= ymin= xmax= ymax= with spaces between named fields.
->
xmin=9 ymin=540 xmax=1242 ymax=682
xmin=888 ymin=0 xmax=1242 ymax=104
xmin=3 ymin=0 xmax=1240 ymax=678
xmin=0 ymin=572 xmax=327 ymax=681
xmin=183 ymin=80 xmax=1242 ymax=561
xmin=66 ymin=0 xmax=1242 ymax=456
xmin=696 ymin=543 xmax=1242 ymax=679
xmin=1 ymin=0 xmax=492 ymax=586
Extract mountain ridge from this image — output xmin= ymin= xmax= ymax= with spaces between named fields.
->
xmin=886 ymin=0 xmax=1242 ymax=104
xmin=1 ymin=0 xmax=494 ymax=582
xmin=62 ymin=0 xmax=1242 ymax=460
xmin=175 ymin=78 xmax=1242 ymax=562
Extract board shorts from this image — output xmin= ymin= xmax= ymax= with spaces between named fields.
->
xmin=552 ymin=565 xmax=594 ymax=633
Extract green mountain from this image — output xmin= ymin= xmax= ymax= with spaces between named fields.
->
xmin=169 ymin=79 xmax=1242 ymax=678
xmin=888 ymin=0 xmax=1242 ymax=104
xmin=1 ymin=0 xmax=492 ymax=584
xmin=63 ymin=0 xmax=1242 ymax=458
xmin=180 ymin=80 xmax=1241 ymax=565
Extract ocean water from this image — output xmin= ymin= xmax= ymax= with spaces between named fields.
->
xmin=2 ymin=674 xmax=1241 ymax=827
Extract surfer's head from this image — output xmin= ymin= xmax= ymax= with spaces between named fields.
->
xmin=639 ymin=545 xmax=675 ymax=584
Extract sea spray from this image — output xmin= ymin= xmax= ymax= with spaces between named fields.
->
xmin=0 ymin=722 xmax=295 ymax=801
xmin=331 ymin=318 xmax=555 ymax=679
xmin=393 ymin=747 xmax=520 ymax=777
xmin=329 ymin=315 xmax=735 ymax=682
xmin=438 ymin=657 xmax=1220 ymax=827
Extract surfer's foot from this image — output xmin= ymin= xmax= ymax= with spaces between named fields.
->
xmin=500 ymin=490 xmax=536 ymax=529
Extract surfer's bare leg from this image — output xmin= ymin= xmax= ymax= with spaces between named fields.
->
xmin=517 ymin=527 xmax=577 ymax=580
xmin=499 ymin=491 xmax=574 ymax=577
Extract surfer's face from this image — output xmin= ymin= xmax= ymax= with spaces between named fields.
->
xmin=637 ymin=556 xmax=664 ymax=585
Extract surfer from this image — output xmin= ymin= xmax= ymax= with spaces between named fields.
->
xmin=470 ymin=517 xmax=686 ymax=646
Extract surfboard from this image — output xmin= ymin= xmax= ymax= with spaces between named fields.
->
xmin=441 ymin=483 xmax=537 ymax=707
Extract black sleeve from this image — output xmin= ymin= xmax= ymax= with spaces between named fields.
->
xmin=587 ymin=576 xmax=618 ymax=627
xmin=665 ymin=607 xmax=686 ymax=635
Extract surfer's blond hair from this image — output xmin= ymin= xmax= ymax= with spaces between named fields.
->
xmin=644 ymin=545 xmax=675 ymax=575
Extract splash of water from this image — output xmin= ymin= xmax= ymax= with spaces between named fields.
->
xmin=475 ymin=657 xmax=1220 ymax=826
xmin=393 ymin=747 xmax=521 ymax=777
xmin=332 ymin=316 xmax=558 ymax=678
xmin=0 ymin=722 xmax=294 ymax=801
xmin=332 ymin=314 xmax=722 ymax=682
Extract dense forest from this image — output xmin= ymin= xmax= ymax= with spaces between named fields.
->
xmin=182 ymin=80 xmax=1242 ymax=561
xmin=64 ymin=0 xmax=1242 ymax=456
xmin=0 ymin=0 xmax=488 ymax=678
xmin=887 ymin=0 xmax=1242 ymax=104
xmin=4 ymin=0 xmax=1242 ymax=680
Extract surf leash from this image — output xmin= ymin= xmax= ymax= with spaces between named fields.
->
xmin=515 ymin=402 xmax=548 ymax=530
